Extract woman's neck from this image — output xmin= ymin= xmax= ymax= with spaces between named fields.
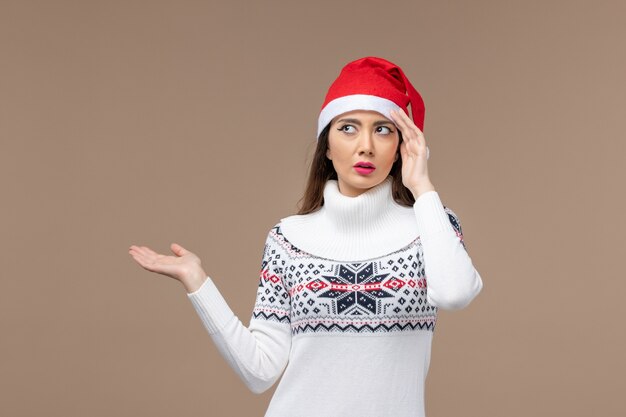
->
xmin=279 ymin=175 xmax=419 ymax=261
xmin=321 ymin=175 xmax=397 ymax=234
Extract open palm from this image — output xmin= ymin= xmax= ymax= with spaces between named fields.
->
xmin=128 ymin=243 xmax=201 ymax=283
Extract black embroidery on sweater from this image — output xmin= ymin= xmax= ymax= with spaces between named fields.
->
xmin=443 ymin=205 xmax=466 ymax=251
xmin=252 ymin=207 xmax=466 ymax=334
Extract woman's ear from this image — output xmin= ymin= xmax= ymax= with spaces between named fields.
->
xmin=326 ymin=149 xmax=332 ymax=160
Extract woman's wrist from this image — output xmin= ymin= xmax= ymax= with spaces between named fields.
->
xmin=410 ymin=181 xmax=436 ymax=200
xmin=181 ymin=267 xmax=208 ymax=293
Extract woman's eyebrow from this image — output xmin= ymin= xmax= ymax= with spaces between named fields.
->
xmin=335 ymin=118 xmax=361 ymax=125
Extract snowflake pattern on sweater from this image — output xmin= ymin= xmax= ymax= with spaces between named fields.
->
xmin=251 ymin=206 xmax=465 ymax=336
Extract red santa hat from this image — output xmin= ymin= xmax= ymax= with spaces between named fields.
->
xmin=317 ymin=56 xmax=425 ymax=140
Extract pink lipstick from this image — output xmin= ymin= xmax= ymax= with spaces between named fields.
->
xmin=353 ymin=161 xmax=376 ymax=175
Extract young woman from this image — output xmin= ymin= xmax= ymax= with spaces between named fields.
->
xmin=129 ymin=56 xmax=483 ymax=417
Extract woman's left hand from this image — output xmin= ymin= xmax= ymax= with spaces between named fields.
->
xmin=390 ymin=109 xmax=436 ymax=198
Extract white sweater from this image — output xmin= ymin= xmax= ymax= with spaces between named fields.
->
xmin=186 ymin=175 xmax=483 ymax=417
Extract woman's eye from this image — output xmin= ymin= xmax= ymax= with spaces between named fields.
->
xmin=339 ymin=125 xmax=356 ymax=133
xmin=376 ymin=126 xmax=393 ymax=135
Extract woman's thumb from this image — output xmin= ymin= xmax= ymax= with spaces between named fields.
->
xmin=171 ymin=243 xmax=188 ymax=256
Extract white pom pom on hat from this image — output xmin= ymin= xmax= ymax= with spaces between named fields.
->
xmin=317 ymin=56 xmax=426 ymax=140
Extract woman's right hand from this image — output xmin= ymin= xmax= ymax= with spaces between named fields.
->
xmin=128 ymin=243 xmax=207 ymax=292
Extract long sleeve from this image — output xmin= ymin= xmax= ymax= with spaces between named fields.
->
xmin=413 ymin=191 xmax=483 ymax=310
xmin=186 ymin=226 xmax=292 ymax=394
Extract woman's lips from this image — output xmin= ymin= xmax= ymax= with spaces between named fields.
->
xmin=354 ymin=166 xmax=376 ymax=175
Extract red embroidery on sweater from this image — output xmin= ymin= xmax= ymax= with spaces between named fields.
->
xmin=292 ymin=317 xmax=436 ymax=326
xmin=260 ymin=268 xmax=280 ymax=284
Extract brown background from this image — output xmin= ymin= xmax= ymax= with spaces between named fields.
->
xmin=1 ymin=0 xmax=624 ymax=416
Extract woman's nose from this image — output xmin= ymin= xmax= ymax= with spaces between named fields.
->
xmin=357 ymin=132 xmax=374 ymax=155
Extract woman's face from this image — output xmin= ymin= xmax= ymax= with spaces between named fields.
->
xmin=326 ymin=110 xmax=400 ymax=197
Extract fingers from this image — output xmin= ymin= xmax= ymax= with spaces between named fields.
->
xmin=399 ymin=140 xmax=407 ymax=158
xmin=128 ymin=246 xmax=152 ymax=268
xmin=391 ymin=109 xmax=411 ymax=133
xmin=129 ymin=244 xmax=188 ymax=260
xmin=391 ymin=109 xmax=424 ymax=141
xmin=390 ymin=109 xmax=427 ymax=157
xmin=129 ymin=245 xmax=173 ymax=275
xmin=128 ymin=245 xmax=159 ymax=266
xmin=129 ymin=245 xmax=154 ymax=258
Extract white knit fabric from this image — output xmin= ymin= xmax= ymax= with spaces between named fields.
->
xmin=317 ymin=94 xmax=402 ymax=138
xmin=186 ymin=175 xmax=483 ymax=416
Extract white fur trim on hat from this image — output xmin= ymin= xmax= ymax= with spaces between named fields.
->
xmin=317 ymin=94 xmax=403 ymax=138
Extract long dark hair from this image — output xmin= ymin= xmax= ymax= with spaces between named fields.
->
xmin=295 ymin=124 xmax=416 ymax=215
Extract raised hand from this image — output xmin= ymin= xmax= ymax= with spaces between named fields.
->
xmin=128 ymin=243 xmax=207 ymax=292
xmin=390 ymin=109 xmax=435 ymax=198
